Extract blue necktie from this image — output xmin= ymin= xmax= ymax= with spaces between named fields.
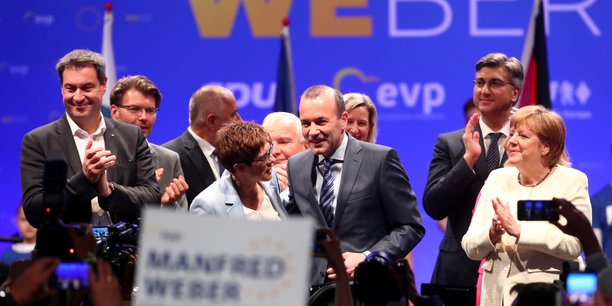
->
xmin=487 ymin=133 xmax=502 ymax=171
xmin=319 ymin=158 xmax=335 ymax=227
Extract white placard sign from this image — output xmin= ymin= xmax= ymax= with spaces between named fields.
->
xmin=134 ymin=209 xmax=313 ymax=306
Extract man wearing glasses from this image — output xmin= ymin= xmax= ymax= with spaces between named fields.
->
xmin=190 ymin=121 xmax=288 ymax=220
xmin=110 ymin=75 xmax=189 ymax=211
xmin=21 ymin=49 xmax=160 ymax=227
xmin=423 ymin=53 xmax=523 ymax=287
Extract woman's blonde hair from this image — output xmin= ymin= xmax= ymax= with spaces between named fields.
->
xmin=510 ymin=105 xmax=570 ymax=167
xmin=343 ymin=93 xmax=378 ymax=143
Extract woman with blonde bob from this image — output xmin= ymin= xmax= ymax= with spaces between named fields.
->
xmin=462 ymin=105 xmax=591 ymax=306
xmin=343 ymin=93 xmax=378 ymax=143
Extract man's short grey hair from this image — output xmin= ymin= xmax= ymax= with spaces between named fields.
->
xmin=262 ymin=112 xmax=305 ymax=143
xmin=56 ymin=49 xmax=106 ymax=84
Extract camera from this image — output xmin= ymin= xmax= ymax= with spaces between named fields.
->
xmin=517 ymin=200 xmax=559 ymax=221
xmin=353 ymin=251 xmax=403 ymax=303
xmin=96 ymin=221 xmax=139 ymax=277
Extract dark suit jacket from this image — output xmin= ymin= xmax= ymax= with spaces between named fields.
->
xmin=286 ymin=136 xmax=425 ymax=284
xmin=162 ymin=130 xmax=216 ymax=206
xmin=21 ymin=115 xmax=160 ymax=228
xmin=423 ymin=124 xmax=507 ymax=286
xmin=150 ymin=143 xmax=188 ymax=211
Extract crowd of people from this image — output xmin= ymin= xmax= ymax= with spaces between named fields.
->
xmin=0 ymin=48 xmax=609 ymax=305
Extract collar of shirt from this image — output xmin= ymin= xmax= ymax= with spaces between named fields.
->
xmin=479 ymin=117 xmax=510 ymax=139
xmin=188 ymin=127 xmax=222 ymax=179
xmin=66 ymin=113 xmax=106 ymax=139
xmin=188 ymin=127 xmax=216 ymax=158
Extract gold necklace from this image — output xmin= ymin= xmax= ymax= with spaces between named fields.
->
xmin=517 ymin=166 xmax=553 ymax=187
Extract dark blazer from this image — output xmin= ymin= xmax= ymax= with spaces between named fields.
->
xmin=423 ymin=124 xmax=507 ymax=286
xmin=162 ymin=130 xmax=216 ymax=206
xmin=286 ymin=136 xmax=425 ymax=284
xmin=150 ymin=143 xmax=188 ymax=211
xmin=21 ymin=115 xmax=160 ymax=228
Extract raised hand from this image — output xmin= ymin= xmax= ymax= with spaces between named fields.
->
xmin=161 ymin=176 xmax=189 ymax=206
xmin=492 ymin=197 xmax=521 ymax=238
xmin=155 ymin=168 xmax=164 ymax=182
xmin=273 ymin=163 xmax=288 ymax=192
xmin=462 ymin=113 xmax=482 ymax=169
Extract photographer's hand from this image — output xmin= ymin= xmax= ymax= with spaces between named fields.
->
xmin=89 ymin=259 xmax=121 ymax=306
xmin=390 ymin=259 xmax=420 ymax=304
xmin=551 ymin=198 xmax=601 ymax=256
xmin=313 ymin=228 xmax=353 ymax=306
xmin=10 ymin=258 xmax=59 ymax=305
xmin=119 ymin=249 xmax=138 ymax=301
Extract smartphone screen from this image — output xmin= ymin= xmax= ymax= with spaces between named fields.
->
xmin=54 ymin=262 xmax=90 ymax=290
xmin=517 ymin=200 xmax=559 ymax=221
xmin=563 ymin=273 xmax=597 ymax=306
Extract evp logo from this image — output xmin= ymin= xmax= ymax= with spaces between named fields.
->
xmin=334 ymin=67 xmax=445 ymax=119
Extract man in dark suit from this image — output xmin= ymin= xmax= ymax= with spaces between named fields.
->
xmin=163 ymin=85 xmax=241 ymax=206
xmin=286 ymin=85 xmax=424 ymax=284
xmin=423 ymin=53 xmax=523 ymax=286
xmin=110 ymin=75 xmax=189 ymax=211
xmin=21 ymin=49 xmax=160 ymax=228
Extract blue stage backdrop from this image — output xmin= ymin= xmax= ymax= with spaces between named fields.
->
xmin=1 ymin=1 xmax=610 ymax=286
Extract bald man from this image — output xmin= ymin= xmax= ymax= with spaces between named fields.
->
xmin=163 ymin=85 xmax=241 ymax=206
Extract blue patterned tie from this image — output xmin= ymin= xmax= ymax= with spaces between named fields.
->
xmin=319 ymin=158 xmax=335 ymax=227
xmin=487 ymin=133 xmax=502 ymax=171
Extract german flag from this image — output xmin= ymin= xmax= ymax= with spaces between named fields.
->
xmin=519 ymin=0 xmax=551 ymax=109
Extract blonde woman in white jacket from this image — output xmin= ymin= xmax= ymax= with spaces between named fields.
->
xmin=462 ymin=105 xmax=591 ymax=306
